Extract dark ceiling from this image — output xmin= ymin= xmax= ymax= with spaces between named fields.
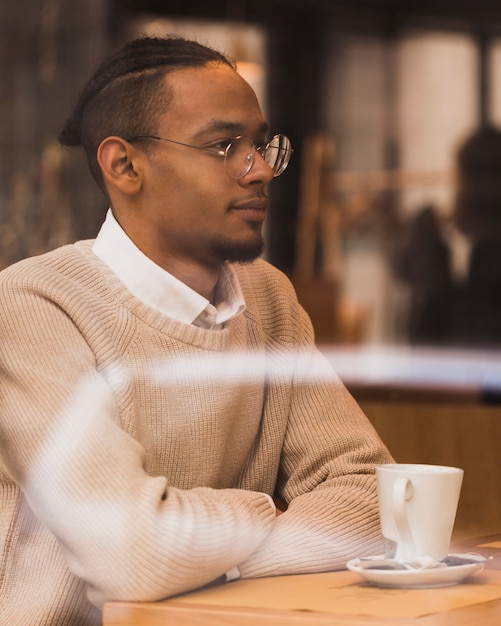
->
xmin=114 ymin=0 xmax=501 ymax=34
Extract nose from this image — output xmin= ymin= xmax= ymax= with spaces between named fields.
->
xmin=239 ymin=150 xmax=274 ymax=186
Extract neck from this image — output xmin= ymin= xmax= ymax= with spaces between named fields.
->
xmin=112 ymin=209 xmax=222 ymax=301
xmin=169 ymin=263 xmax=221 ymax=301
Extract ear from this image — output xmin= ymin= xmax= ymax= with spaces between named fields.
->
xmin=97 ymin=137 xmax=143 ymax=195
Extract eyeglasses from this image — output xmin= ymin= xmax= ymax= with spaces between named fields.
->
xmin=126 ymin=133 xmax=293 ymax=179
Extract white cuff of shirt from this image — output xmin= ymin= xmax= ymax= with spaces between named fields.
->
xmin=261 ymin=492 xmax=276 ymax=512
xmin=225 ymin=566 xmax=241 ymax=582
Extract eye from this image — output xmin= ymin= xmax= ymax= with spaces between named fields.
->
xmin=207 ymin=138 xmax=233 ymax=152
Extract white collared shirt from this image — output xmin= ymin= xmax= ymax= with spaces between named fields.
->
xmin=92 ymin=210 xmax=246 ymax=329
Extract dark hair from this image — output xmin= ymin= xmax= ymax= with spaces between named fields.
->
xmin=59 ymin=36 xmax=235 ymax=191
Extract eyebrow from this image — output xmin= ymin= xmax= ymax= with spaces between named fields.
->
xmin=193 ymin=119 xmax=270 ymax=139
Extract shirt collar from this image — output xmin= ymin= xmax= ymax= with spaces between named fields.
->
xmin=92 ymin=209 xmax=246 ymax=328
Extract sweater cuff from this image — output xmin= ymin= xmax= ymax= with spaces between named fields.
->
xmin=224 ymin=492 xmax=274 ymax=583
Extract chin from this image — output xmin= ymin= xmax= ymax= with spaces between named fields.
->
xmin=214 ymin=238 xmax=264 ymax=264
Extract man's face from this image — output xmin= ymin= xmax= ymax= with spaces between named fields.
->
xmin=135 ymin=62 xmax=275 ymax=272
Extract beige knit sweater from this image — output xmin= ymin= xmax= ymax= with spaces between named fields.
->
xmin=0 ymin=240 xmax=392 ymax=625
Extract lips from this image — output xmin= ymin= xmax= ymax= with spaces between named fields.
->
xmin=231 ymin=197 xmax=268 ymax=221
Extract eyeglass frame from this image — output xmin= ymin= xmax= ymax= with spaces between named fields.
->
xmin=125 ymin=133 xmax=293 ymax=179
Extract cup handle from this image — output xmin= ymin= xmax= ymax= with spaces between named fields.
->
xmin=392 ymin=477 xmax=414 ymax=561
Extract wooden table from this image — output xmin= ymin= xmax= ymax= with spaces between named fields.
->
xmin=103 ymin=535 xmax=501 ymax=625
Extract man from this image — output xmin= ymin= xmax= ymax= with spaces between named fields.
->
xmin=0 ymin=36 xmax=392 ymax=625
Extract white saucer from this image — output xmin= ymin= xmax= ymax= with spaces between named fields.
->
xmin=347 ymin=553 xmax=486 ymax=588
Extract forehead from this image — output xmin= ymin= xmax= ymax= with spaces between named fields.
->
xmin=158 ymin=63 xmax=268 ymax=138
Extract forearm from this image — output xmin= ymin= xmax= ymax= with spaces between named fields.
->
xmin=238 ymin=481 xmax=383 ymax=578
xmin=19 ymin=375 xmax=276 ymax=607
xmin=84 ymin=485 xmax=275 ymax=606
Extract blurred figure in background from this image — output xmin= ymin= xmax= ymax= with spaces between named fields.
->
xmin=393 ymin=203 xmax=454 ymax=344
xmin=452 ymin=124 xmax=501 ymax=346
xmin=394 ymin=125 xmax=501 ymax=348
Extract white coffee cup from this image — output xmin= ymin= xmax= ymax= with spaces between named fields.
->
xmin=376 ymin=464 xmax=463 ymax=563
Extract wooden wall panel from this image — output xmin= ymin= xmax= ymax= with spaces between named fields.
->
xmin=358 ymin=399 xmax=501 ymax=539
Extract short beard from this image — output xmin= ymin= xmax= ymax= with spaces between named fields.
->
xmin=213 ymin=237 xmax=265 ymax=264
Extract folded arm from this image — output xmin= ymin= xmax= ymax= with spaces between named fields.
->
xmin=239 ymin=311 xmax=393 ymax=578
xmin=0 ymin=288 xmax=275 ymax=607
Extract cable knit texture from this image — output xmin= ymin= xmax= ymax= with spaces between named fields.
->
xmin=0 ymin=240 xmax=392 ymax=625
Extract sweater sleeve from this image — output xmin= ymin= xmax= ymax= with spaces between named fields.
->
xmin=238 ymin=273 xmax=394 ymax=578
xmin=0 ymin=282 xmax=275 ymax=607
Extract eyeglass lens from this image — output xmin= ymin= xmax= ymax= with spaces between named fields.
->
xmin=263 ymin=134 xmax=292 ymax=177
xmin=225 ymin=134 xmax=292 ymax=179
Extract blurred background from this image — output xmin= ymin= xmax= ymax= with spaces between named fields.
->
xmin=1 ymin=0 xmax=501 ymax=536
xmin=3 ymin=0 xmax=501 ymax=351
